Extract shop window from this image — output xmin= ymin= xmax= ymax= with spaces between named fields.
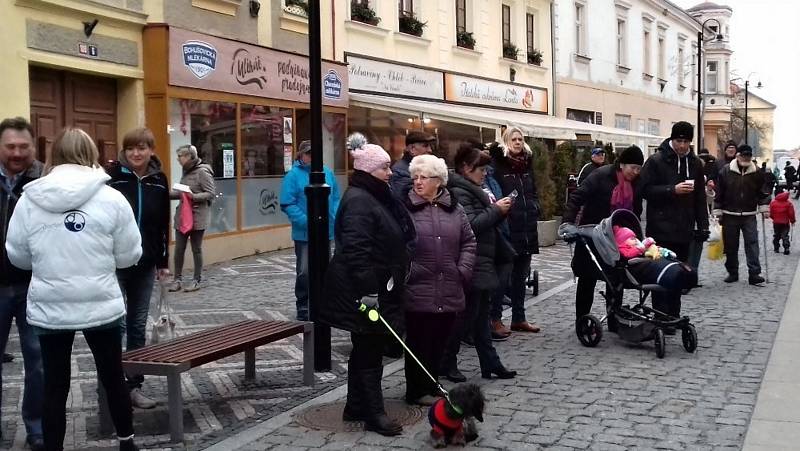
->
xmin=423 ymin=118 xmax=481 ymax=167
xmin=295 ymin=110 xmax=348 ymax=173
xmin=169 ymin=99 xmax=237 ymax=235
xmin=349 ymin=106 xmax=419 ymax=162
xmin=240 ymin=104 xmax=293 ymax=230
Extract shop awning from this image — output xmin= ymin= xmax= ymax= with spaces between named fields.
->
xmin=350 ymin=92 xmax=664 ymax=148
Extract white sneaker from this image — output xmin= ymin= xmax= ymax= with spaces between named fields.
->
xmin=183 ymin=280 xmax=201 ymax=292
xmin=167 ymin=280 xmax=182 ymax=292
xmin=130 ymin=388 xmax=156 ymax=409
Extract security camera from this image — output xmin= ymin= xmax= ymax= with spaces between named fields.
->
xmin=83 ymin=19 xmax=99 ymax=38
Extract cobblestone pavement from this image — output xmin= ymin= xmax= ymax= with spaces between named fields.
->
xmin=0 ymin=241 xmax=573 ymax=450
xmin=220 ymin=221 xmax=800 ymax=450
xmin=2 ymin=216 xmax=798 ymax=450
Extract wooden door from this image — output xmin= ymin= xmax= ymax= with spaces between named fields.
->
xmin=29 ymin=67 xmax=64 ymax=162
xmin=65 ymin=72 xmax=117 ymax=164
xmin=28 ymin=67 xmax=118 ymax=164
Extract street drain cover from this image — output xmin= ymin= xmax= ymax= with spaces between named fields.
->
xmin=294 ymin=400 xmax=425 ymax=432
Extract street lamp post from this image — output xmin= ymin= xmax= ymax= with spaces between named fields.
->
xmin=732 ymin=72 xmax=761 ymax=148
xmin=306 ymin=0 xmax=332 ymax=371
xmin=697 ymin=18 xmax=723 ymax=152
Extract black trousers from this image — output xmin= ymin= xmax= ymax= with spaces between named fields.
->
xmin=39 ymin=325 xmax=133 ymax=450
xmin=722 ymin=215 xmax=761 ymax=276
xmin=441 ymin=289 xmax=502 ymax=375
xmin=404 ymin=312 xmax=456 ymax=401
xmin=651 ymin=240 xmax=689 ymax=318
xmin=773 ymin=223 xmax=791 ymax=251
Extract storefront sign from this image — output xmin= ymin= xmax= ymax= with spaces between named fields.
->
xmin=346 ymin=55 xmax=444 ymax=100
xmin=444 ymin=74 xmax=547 ymax=113
xmin=169 ymin=28 xmax=348 ymax=108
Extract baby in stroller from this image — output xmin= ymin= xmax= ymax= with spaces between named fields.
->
xmin=560 ymin=209 xmax=698 ymax=358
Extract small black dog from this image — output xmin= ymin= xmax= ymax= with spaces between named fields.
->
xmin=428 ymin=383 xmax=485 ymax=448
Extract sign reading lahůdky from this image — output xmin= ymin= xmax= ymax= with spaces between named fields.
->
xmin=169 ymin=28 xmax=348 ymax=107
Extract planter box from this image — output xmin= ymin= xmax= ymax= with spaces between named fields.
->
xmin=538 ymin=219 xmax=559 ymax=247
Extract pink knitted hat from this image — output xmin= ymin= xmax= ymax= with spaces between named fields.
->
xmin=613 ymin=226 xmax=636 ymax=244
xmin=351 ymin=143 xmax=391 ymax=173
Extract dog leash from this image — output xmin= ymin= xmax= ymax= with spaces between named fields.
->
xmin=356 ymin=300 xmax=464 ymax=416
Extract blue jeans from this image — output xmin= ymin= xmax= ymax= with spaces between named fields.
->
xmin=294 ymin=241 xmax=309 ymax=321
xmin=0 ymin=283 xmax=43 ymax=440
xmin=117 ymin=266 xmax=155 ymax=389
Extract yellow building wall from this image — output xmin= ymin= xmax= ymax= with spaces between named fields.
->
xmin=0 ymin=1 xmax=147 ymax=143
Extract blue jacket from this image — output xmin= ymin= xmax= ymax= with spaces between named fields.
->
xmin=280 ymin=160 xmax=341 ymax=242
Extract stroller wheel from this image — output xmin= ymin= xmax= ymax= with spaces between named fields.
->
xmin=576 ymin=314 xmax=603 ymax=347
xmin=526 ymin=269 xmax=540 ymax=296
xmin=654 ymin=328 xmax=666 ymax=359
xmin=682 ymin=324 xmax=697 ymax=353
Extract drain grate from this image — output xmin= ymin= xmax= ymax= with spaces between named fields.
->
xmin=294 ymin=400 xmax=426 ymax=432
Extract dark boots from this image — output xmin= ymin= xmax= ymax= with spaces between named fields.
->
xmin=343 ymin=367 xmax=402 ymax=436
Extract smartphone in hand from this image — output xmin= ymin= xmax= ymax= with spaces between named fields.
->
xmin=509 ymin=189 xmax=519 ymax=199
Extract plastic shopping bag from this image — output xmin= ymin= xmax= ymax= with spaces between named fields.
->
xmin=149 ymin=280 xmax=177 ymax=344
xmin=708 ymin=218 xmax=722 ymax=243
xmin=707 ymin=225 xmax=724 ymax=261
xmin=178 ymin=192 xmax=193 ymax=235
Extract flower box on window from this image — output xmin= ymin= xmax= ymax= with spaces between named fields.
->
xmin=503 ymin=42 xmax=520 ymax=60
xmin=527 ymin=49 xmax=543 ymax=66
xmin=457 ymin=30 xmax=476 ymax=49
xmin=351 ymin=1 xmax=381 ymax=26
xmin=284 ymin=0 xmax=308 ymax=17
xmin=398 ymin=12 xmax=427 ymax=37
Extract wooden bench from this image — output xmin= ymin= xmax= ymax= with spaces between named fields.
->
xmin=101 ymin=320 xmax=314 ymax=442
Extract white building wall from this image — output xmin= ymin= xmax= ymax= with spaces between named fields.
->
xmin=554 ymin=0 xmax=700 ymax=138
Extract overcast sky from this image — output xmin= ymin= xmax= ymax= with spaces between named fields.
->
xmin=670 ymin=0 xmax=799 ymax=150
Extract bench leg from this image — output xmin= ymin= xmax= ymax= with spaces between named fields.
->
xmin=167 ymin=372 xmax=184 ymax=443
xmin=303 ymin=325 xmax=314 ymax=386
xmin=244 ymin=348 xmax=256 ymax=380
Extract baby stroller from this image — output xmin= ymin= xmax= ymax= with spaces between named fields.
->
xmin=561 ymin=209 xmax=698 ymax=358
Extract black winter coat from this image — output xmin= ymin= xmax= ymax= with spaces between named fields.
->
xmin=489 ymin=144 xmax=539 ymax=254
xmin=389 ymin=153 xmax=413 ymax=201
xmin=562 ymin=164 xmax=642 ymax=278
xmin=640 ymin=139 xmax=709 ymax=244
xmin=320 ymin=170 xmax=415 ymax=335
xmin=448 ymin=173 xmax=515 ymax=291
xmin=713 ymin=160 xmax=770 ymax=216
xmin=107 ymin=157 xmax=170 ymax=269
xmin=1 ymin=161 xmax=43 ymax=286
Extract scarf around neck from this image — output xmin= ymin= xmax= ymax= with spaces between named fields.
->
xmin=610 ymin=170 xmax=634 ymax=212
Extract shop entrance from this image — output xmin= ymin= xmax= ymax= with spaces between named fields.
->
xmin=29 ymin=66 xmax=118 ymax=163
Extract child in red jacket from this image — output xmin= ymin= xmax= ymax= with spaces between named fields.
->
xmin=769 ymin=191 xmax=796 ymax=254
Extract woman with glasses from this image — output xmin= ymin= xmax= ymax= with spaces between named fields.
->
xmin=402 ymin=155 xmax=475 ymax=406
xmin=561 ymin=145 xmax=645 ymax=328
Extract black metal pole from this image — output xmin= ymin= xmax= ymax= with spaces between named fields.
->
xmin=744 ymin=80 xmax=749 ymax=146
xmin=306 ymin=0 xmax=331 ymax=372
xmin=697 ymin=32 xmax=703 ymax=151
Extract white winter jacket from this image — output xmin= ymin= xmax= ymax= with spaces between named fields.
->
xmin=5 ymin=164 xmax=142 ymax=330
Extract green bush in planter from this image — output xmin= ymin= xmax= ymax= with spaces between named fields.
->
xmin=552 ymin=141 xmax=583 ymax=217
xmin=531 ymin=140 xmax=556 ymax=221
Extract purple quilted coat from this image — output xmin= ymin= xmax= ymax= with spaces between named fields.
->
xmin=404 ymin=189 xmax=476 ymax=313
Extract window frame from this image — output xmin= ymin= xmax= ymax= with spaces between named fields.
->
xmin=399 ymin=0 xmax=414 ymax=17
xmin=574 ymin=2 xmax=586 ymax=56
xmin=456 ymin=0 xmax=467 ymax=34
xmin=616 ymin=18 xmax=627 ymax=66
xmin=526 ymin=13 xmax=535 ymax=56
xmin=706 ymin=60 xmax=718 ymax=94
xmin=502 ymin=4 xmax=511 ymax=46
xmin=614 ymin=114 xmax=631 ymax=131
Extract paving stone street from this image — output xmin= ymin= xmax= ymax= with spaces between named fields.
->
xmin=1 ymin=216 xmax=798 ymax=450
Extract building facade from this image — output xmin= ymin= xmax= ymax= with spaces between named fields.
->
xmin=686 ymin=1 xmax=734 ymax=156
xmin=553 ymin=0 xmax=701 ymax=152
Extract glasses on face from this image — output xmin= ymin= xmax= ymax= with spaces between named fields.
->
xmin=413 ymin=175 xmax=438 ymax=182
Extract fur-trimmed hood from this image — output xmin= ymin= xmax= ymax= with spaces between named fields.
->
xmin=728 ymin=159 xmax=758 ymax=175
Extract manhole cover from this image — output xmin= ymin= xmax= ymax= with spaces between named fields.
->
xmin=294 ymin=400 xmax=425 ymax=432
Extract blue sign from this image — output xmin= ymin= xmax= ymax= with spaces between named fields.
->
xmin=182 ymin=40 xmax=217 ymax=79
xmin=323 ymin=69 xmax=342 ymax=99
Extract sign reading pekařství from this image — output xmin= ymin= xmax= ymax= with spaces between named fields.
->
xmin=169 ymin=28 xmax=348 ymax=108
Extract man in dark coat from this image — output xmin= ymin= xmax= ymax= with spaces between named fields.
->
xmin=783 ymin=161 xmax=798 ymax=197
xmin=712 ymin=141 xmax=738 ymax=184
xmin=0 ymin=117 xmax=44 ymax=450
xmin=577 ymin=146 xmax=606 ymax=186
xmin=713 ymin=145 xmax=771 ymax=285
xmin=639 ymin=121 xmax=709 ymax=324
xmin=561 ymin=145 xmax=644 ymax=327
xmin=389 ymin=131 xmax=435 ymax=200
